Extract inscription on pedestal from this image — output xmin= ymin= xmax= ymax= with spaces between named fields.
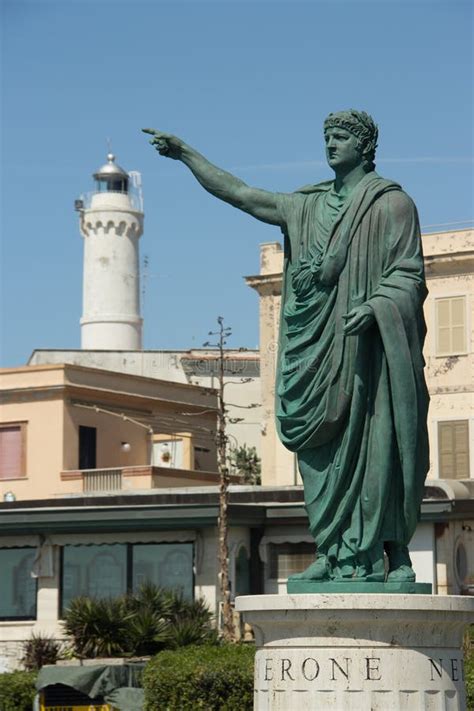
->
xmin=256 ymin=653 xmax=465 ymax=693
xmin=429 ymin=658 xmax=465 ymax=683
xmin=237 ymin=593 xmax=473 ymax=710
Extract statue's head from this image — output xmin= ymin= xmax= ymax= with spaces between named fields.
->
xmin=323 ymin=110 xmax=378 ymax=173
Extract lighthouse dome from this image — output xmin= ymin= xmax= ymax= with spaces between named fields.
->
xmin=93 ymin=153 xmax=128 ymax=180
xmin=93 ymin=153 xmax=129 ymax=194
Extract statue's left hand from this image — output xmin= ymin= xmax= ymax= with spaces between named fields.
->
xmin=342 ymin=304 xmax=375 ymax=336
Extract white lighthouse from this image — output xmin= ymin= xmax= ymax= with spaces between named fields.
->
xmin=78 ymin=153 xmax=144 ymax=350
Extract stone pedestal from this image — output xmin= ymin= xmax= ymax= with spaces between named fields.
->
xmin=235 ymin=594 xmax=474 ymax=711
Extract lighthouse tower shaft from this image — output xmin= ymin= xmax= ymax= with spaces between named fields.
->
xmin=79 ymin=154 xmax=144 ymax=350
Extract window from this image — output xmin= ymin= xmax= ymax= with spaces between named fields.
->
xmin=60 ymin=542 xmax=193 ymax=614
xmin=235 ymin=547 xmax=250 ymax=596
xmin=438 ymin=420 xmax=470 ymax=480
xmin=435 ymin=297 xmax=467 ymax=355
xmin=0 ymin=548 xmax=37 ymax=619
xmin=132 ymin=543 xmax=193 ymax=600
xmin=0 ymin=423 xmax=26 ymax=479
xmin=269 ymin=542 xmax=316 ymax=579
xmin=62 ymin=544 xmax=127 ymax=610
xmin=79 ymin=426 xmax=97 ymax=470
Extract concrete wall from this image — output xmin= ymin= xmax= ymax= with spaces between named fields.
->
xmin=30 ymin=349 xmax=188 ymax=384
xmin=63 ymin=401 xmax=150 ymax=472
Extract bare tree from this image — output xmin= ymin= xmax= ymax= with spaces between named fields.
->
xmin=204 ymin=316 xmax=234 ymax=640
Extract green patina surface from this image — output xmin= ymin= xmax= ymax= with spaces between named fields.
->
xmin=287 ymin=580 xmax=432 ymax=595
xmin=144 ymin=109 xmax=429 ymax=589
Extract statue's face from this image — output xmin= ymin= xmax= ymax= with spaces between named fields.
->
xmin=324 ymin=127 xmax=363 ymax=173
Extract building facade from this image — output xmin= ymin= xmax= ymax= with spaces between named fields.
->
xmin=0 ymin=363 xmax=226 ymax=502
xmin=0 ymin=481 xmax=472 ymax=672
xmin=28 ymin=349 xmax=262 ymax=459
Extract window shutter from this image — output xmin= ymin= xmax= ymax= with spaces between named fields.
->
xmin=436 ymin=300 xmax=451 ymax=354
xmin=0 ymin=426 xmax=23 ymax=479
xmin=451 ymin=297 xmax=466 ymax=353
xmin=435 ymin=297 xmax=467 ymax=355
xmin=438 ymin=421 xmax=470 ymax=479
xmin=454 ymin=421 xmax=469 ymax=479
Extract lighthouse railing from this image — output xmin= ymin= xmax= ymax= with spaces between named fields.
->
xmin=79 ymin=190 xmax=143 ymax=212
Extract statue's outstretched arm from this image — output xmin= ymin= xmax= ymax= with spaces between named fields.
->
xmin=142 ymin=129 xmax=282 ymax=226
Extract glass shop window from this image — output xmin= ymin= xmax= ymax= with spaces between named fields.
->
xmin=60 ymin=543 xmax=194 ymax=613
xmin=132 ymin=543 xmax=193 ymax=601
xmin=61 ymin=544 xmax=127 ymax=611
xmin=0 ymin=548 xmax=37 ymax=619
xmin=269 ymin=542 xmax=316 ymax=579
xmin=235 ymin=546 xmax=250 ymax=596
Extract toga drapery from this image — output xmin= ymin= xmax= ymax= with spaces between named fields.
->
xmin=275 ymin=171 xmax=429 ymax=567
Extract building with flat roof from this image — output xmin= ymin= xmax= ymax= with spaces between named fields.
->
xmin=0 ymin=363 xmax=229 ymax=502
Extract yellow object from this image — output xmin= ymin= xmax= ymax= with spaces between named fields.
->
xmin=39 ymin=703 xmax=111 ymax=711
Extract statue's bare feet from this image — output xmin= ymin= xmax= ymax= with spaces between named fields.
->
xmin=288 ymin=555 xmax=332 ymax=581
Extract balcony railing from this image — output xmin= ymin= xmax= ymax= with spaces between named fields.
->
xmin=82 ymin=468 xmax=123 ymax=493
xmin=60 ymin=465 xmax=243 ymax=494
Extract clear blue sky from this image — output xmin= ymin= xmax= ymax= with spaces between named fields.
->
xmin=1 ymin=0 xmax=473 ymax=367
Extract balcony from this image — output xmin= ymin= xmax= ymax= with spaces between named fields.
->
xmin=83 ymin=468 xmax=122 ymax=493
xmin=60 ymin=465 xmax=243 ymax=494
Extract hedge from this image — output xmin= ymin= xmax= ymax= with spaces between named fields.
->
xmin=466 ymin=627 xmax=474 ymax=710
xmin=143 ymin=643 xmax=255 ymax=711
xmin=142 ymin=643 xmax=474 ymax=711
xmin=0 ymin=671 xmax=37 ymax=711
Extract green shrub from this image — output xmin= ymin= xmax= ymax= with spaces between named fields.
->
xmin=21 ymin=633 xmax=62 ymax=671
xmin=62 ymin=596 xmax=134 ymax=658
xmin=62 ymin=584 xmax=217 ymax=659
xmin=466 ymin=626 xmax=474 ymax=711
xmin=143 ymin=643 xmax=255 ymax=711
xmin=0 ymin=671 xmax=37 ymax=711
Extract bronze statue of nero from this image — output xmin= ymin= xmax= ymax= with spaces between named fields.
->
xmin=143 ymin=110 xmax=429 ymax=585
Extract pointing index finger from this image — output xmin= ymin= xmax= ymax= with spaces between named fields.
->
xmin=142 ymin=128 xmax=159 ymax=135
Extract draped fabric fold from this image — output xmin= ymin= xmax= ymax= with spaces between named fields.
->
xmin=274 ymin=172 xmax=429 ymax=562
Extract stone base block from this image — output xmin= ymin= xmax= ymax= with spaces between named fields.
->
xmin=235 ymin=593 xmax=474 ymax=711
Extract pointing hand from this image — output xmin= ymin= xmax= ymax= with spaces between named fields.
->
xmin=142 ymin=128 xmax=183 ymax=160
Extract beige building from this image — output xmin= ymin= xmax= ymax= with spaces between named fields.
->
xmin=0 ymin=363 xmax=231 ymax=502
xmin=29 ymin=349 xmax=261 ymax=462
xmin=246 ymin=228 xmax=474 ymax=487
